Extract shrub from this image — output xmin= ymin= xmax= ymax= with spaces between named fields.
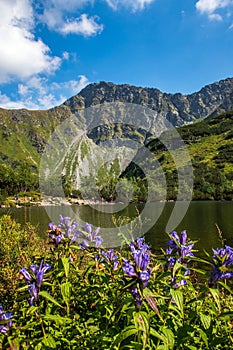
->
xmin=0 ymin=215 xmax=46 ymax=307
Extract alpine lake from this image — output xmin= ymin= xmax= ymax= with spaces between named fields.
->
xmin=1 ymin=200 xmax=233 ymax=257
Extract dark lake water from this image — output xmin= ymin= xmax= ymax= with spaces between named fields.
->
xmin=1 ymin=201 xmax=233 ymax=256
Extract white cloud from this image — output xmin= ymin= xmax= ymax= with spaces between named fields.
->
xmin=39 ymin=1 xmax=103 ymax=36
xmin=38 ymin=0 xmax=154 ymax=34
xmin=62 ymin=75 xmax=90 ymax=94
xmin=196 ymin=0 xmax=233 ymax=20
xmin=104 ymin=0 xmax=155 ymax=11
xmin=62 ymin=52 xmax=70 ymax=60
xmin=208 ymin=12 xmax=223 ymax=20
xmin=0 ymin=0 xmax=61 ymax=83
xmin=0 ymin=75 xmax=90 ymax=110
xmin=51 ymin=75 xmax=89 ymax=96
xmin=60 ymin=14 xmax=103 ymax=36
xmin=196 ymin=0 xmax=231 ymax=14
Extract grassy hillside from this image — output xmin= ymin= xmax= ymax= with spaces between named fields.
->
xmin=123 ymin=111 xmax=233 ymax=200
xmin=0 ymin=107 xmax=72 ymax=201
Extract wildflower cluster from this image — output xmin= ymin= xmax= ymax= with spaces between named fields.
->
xmin=2 ymin=213 xmax=233 ymax=349
xmin=210 ymin=245 xmax=233 ymax=284
xmin=77 ymin=223 xmax=103 ymax=250
xmin=165 ymin=230 xmax=194 ymax=288
xmin=122 ymin=237 xmax=151 ymax=309
xmin=48 ymin=215 xmax=78 ymax=245
xmin=99 ymin=249 xmax=119 ymax=270
xmin=48 ymin=216 xmax=102 ymax=250
xmin=20 ymin=261 xmax=51 ymax=306
xmin=0 ymin=305 xmax=13 ymax=333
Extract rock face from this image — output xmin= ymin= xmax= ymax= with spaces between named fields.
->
xmin=61 ymin=78 xmax=233 ymax=127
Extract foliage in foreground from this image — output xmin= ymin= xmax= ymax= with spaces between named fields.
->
xmin=0 ymin=215 xmax=45 ymax=306
xmin=0 ymin=215 xmax=233 ymax=349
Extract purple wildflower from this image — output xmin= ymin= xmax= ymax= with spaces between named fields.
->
xmin=122 ymin=237 xmax=151 ymax=310
xmin=167 ymin=230 xmax=194 ymax=260
xmin=57 ymin=215 xmax=78 ymax=238
xmin=20 ymin=267 xmax=32 ymax=283
xmin=48 ymin=222 xmax=65 ymax=246
xmin=129 ymin=287 xmax=143 ymax=310
xmin=77 ymin=224 xmax=103 ymax=249
xmin=95 ymin=236 xmax=104 ymax=248
xmin=129 ymin=237 xmax=150 ymax=253
xmin=48 ymin=222 xmax=56 ymax=231
xmin=28 ymin=283 xmax=38 ymax=306
xmin=100 ymin=249 xmax=119 ymax=270
xmin=173 ymin=279 xmax=187 ymax=289
xmin=48 ymin=215 xmax=80 ymax=246
xmin=35 ymin=262 xmax=51 ymax=289
xmin=181 ymin=244 xmax=194 ymax=259
xmin=0 ymin=305 xmax=13 ymax=333
xmin=212 ymin=245 xmax=233 ymax=266
xmin=139 ymin=270 xmax=151 ymax=288
xmin=210 ymin=245 xmax=233 ymax=283
xmin=70 ymin=230 xmax=80 ymax=244
xmin=123 ymin=238 xmax=151 ymax=281
xmin=165 ymin=230 xmax=194 ymax=288
xmin=133 ymin=251 xmax=150 ymax=271
xmin=20 ymin=261 xmax=51 ymax=306
xmin=21 ymin=262 xmax=51 ymax=288
xmin=122 ymin=259 xmax=137 ymax=277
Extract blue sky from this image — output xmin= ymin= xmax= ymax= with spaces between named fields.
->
xmin=1 ymin=0 xmax=233 ymax=110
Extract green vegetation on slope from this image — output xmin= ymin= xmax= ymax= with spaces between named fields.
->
xmin=0 ymin=107 xmax=72 ymax=201
xmin=123 ymin=111 xmax=233 ymax=201
xmin=0 ymin=104 xmax=233 ymax=203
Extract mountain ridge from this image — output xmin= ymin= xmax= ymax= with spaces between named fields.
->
xmin=2 ymin=77 xmax=233 ymax=125
xmin=1 ymin=77 xmax=233 ymax=200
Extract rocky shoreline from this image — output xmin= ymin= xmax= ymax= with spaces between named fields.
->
xmin=0 ymin=196 xmax=117 ymax=208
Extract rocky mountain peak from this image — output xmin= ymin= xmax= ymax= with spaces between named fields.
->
xmin=61 ymin=77 xmax=233 ymax=127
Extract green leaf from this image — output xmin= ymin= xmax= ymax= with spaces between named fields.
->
xmin=197 ymin=328 xmax=208 ymax=348
xmin=218 ymin=281 xmax=233 ymax=294
xmin=110 ymin=326 xmax=137 ymax=349
xmin=150 ymin=328 xmax=167 ymax=343
xmin=7 ymin=337 xmax=20 ymax=350
xmin=61 ymin=257 xmax=70 ymax=278
xmin=61 ymin=282 xmax=71 ymax=304
xmin=17 ymin=285 xmax=29 ymax=292
xmin=191 ymin=256 xmax=211 ymax=266
xmin=218 ymin=311 xmax=233 ymax=319
xmin=128 ymin=341 xmax=145 ymax=349
xmin=162 ymin=328 xmax=175 ymax=349
xmin=200 ymin=313 xmax=211 ymax=330
xmin=150 ymin=327 xmax=174 ymax=349
xmin=26 ymin=306 xmax=39 ymax=315
xmin=170 ymin=289 xmax=183 ymax=317
xmin=191 ymin=268 xmax=208 ymax=275
xmin=209 ymin=288 xmax=221 ymax=311
xmin=43 ymin=315 xmax=71 ymax=325
xmin=133 ymin=311 xmax=149 ymax=348
xmin=43 ymin=334 xmax=57 ymax=348
xmin=172 ymin=261 xmax=184 ymax=276
xmin=69 ymin=245 xmax=80 ymax=250
xmin=39 ymin=291 xmax=63 ymax=308
xmin=143 ymin=288 xmax=163 ymax=320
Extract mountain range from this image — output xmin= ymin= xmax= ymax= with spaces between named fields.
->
xmin=1 ymin=77 xmax=233 ymax=200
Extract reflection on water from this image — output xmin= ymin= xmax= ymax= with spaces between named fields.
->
xmin=0 ymin=201 xmax=233 ymax=255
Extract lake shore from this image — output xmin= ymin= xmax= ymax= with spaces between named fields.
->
xmin=1 ymin=195 xmax=230 ymax=209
